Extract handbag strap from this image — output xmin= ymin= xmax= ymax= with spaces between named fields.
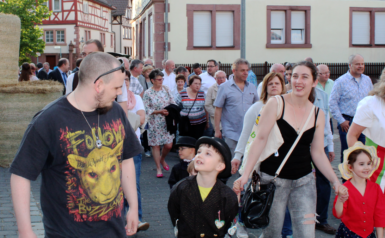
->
xmin=274 ymin=104 xmax=316 ymax=179
xmin=186 ymin=91 xmax=198 ymax=116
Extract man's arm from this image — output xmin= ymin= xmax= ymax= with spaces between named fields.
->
xmin=214 ymin=107 xmax=223 ymax=138
xmin=11 ymin=174 xmax=37 ymax=238
xmin=121 ymin=159 xmax=138 ymax=236
xmin=204 ymin=88 xmax=215 ymax=118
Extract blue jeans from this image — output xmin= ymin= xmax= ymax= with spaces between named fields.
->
xmin=124 ymin=153 xmax=143 ymax=221
xmin=338 ymin=115 xmax=365 ymax=165
xmin=315 ymin=147 xmax=331 ymax=225
xmin=203 ymin=117 xmax=214 ymax=137
xmin=281 ymin=207 xmax=293 ymax=237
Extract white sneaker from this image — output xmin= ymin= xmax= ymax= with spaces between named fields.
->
xmin=236 ymin=222 xmax=249 ymax=238
xmin=138 ymin=221 xmax=150 ymax=231
xmin=145 ymin=151 xmax=151 ymax=157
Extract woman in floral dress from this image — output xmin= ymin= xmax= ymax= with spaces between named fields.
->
xmin=143 ymin=69 xmax=176 ymax=178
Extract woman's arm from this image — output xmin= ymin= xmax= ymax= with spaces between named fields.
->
xmin=310 ymin=110 xmax=340 ymax=192
xmin=346 ymin=123 xmax=366 ymax=147
xmin=137 ymin=110 xmax=145 ymax=125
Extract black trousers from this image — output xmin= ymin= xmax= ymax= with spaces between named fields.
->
xmin=180 ymin=122 xmax=206 ymax=140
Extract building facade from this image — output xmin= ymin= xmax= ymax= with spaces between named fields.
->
xmin=131 ymin=0 xmax=385 ymax=67
xmin=110 ymin=0 xmax=133 ymax=56
xmin=32 ymin=0 xmax=115 ymax=69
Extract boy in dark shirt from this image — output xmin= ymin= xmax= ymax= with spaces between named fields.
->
xmin=168 ymin=136 xmax=238 ymax=238
xmin=168 ymin=136 xmax=196 ymax=189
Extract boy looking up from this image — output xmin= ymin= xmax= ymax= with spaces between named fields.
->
xmin=168 ymin=137 xmax=238 ymax=238
xmin=168 ymin=136 xmax=196 ymax=189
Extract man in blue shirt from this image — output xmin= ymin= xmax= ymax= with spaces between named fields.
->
xmin=214 ymin=58 xmax=258 ymax=158
xmin=329 ymin=54 xmax=373 ymax=169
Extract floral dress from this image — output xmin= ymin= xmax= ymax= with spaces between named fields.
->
xmin=143 ymin=86 xmax=176 ymax=146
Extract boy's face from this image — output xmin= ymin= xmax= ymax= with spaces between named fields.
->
xmin=178 ymin=147 xmax=195 ymax=160
xmin=194 ymin=145 xmax=225 ymax=174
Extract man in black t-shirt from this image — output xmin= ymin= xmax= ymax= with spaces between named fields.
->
xmin=10 ymin=52 xmax=142 ymax=238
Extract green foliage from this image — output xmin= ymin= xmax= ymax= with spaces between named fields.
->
xmin=0 ymin=0 xmax=51 ymax=64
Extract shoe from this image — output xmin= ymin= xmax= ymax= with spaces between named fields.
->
xmin=315 ymin=223 xmax=336 ymax=235
xmin=162 ymin=164 xmax=170 ymax=171
xmin=138 ymin=221 xmax=150 ymax=231
xmin=236 ymin=222 xmax=249 ymax=238
xmin=156 ymin=173 xmax=163 ymax=178
xmin=145 ymin=151 xmax=151 ymax=157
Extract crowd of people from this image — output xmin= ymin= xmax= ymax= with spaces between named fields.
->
xmin=10 ymin=38 xmax=385 ymax=238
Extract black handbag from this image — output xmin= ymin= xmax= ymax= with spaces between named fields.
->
xmin=179 ymin=92 xmax=198 ymax=134
xmin=240 ymin=104 xmax=316 ymax=229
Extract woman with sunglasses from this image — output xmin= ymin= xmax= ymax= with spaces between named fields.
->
xmin=143 ymin=69 xmax=177 ymax=178
xmin=19 ymin=63 xmax=38 ymax=81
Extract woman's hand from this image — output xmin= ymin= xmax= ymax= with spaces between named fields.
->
xmin=162 ymin=109 xmax=169 ymax=116
xmin=233 ymin=175 xmax=249 ymax=195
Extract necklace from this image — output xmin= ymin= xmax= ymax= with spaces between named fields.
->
xmin=74 ymin=94 xmax=103 ymax=149
xmin=290 ymin=94 xmax=307 ymax=134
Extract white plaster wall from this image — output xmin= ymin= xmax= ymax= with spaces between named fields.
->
xmin=41 ymin=24 xmax=76 ymax=54
xmin=245 ymin=0 xmax=385 ymax=63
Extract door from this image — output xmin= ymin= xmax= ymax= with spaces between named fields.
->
xmin=46 ymin=56 xmax=56 ymax=70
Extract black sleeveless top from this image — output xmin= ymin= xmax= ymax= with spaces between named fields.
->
xmin=260 ymin=96 xmax=320 ymax=180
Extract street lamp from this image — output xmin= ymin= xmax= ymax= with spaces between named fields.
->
xmin=80 ymin=37 xmax=84 ymax=45
xmin=54 ymin=46 xmax=62 ymax=58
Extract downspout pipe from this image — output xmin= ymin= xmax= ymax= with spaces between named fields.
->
xmin=241 ymin=0 xmax=246 ymax=59
xmin=164 ymin=0 xmax=168 ymax=60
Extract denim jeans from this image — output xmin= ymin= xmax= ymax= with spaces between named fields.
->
xmin=338 ymin=115 xmax=365 ymax=164
xmin=315 ymin=147 xmax=331 ymax=225
xmin=281 ymin=207 xmax=293 ymax=237
xmin=203 ymin=117 xmax=215 ymax=137
xmin=259 ymin=172 xmax=316 ymax=238
xmin=124 ymin=153 xmax=143 ymax=221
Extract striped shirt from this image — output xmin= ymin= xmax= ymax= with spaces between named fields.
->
xmin=180 ymin=89 xmax=207 ymax=125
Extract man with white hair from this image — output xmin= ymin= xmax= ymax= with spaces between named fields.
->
xmin=162 ymin=59 xmax=167 ymax=69
xmin=329 ymin=54 xmax=373 ymax=174
xmin=144 ymin=58 xmax=154 ymax=66
xmin=257 ymin=63 xmax=285 ymax=96
xmin=162 ymin=60 xmax=176 ymax=91
xmin=205 ymin=70 xmax=227 ymax=134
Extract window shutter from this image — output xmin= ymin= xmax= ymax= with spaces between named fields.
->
xmin=194 ymin=11 xmax=211 ymax=47
xmin=352 ymin=12 xmax=370 ymax=45
xmin=271 ymin=11 xmax=285 ymax=44
xmin=216 ymin=11 xmax=233 ymax=47
xmin=291 ymin=11 xmax=305 ymax=44
xmin=143 ymin=20 xmax=147 ymax=57
xmin=375 ymin=12 xmax=385 ymax=45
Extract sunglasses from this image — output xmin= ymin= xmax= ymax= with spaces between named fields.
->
xmin=94 ymin=60 xmax=125 ymax=84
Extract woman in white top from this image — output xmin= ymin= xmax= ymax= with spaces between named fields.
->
xmin=347 ymin=75 xmax=385 ymax=191
xmin=18 ymin=62 xmax=38 ymax=82
xmin=231 ymin=72 xmax=286 ymax=174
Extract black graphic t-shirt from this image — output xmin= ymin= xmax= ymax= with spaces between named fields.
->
xmin=10 ymin=96 xmax=143 ymax=238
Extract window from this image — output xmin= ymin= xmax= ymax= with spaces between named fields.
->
xmin=100 ymin=7 xmax=103 ymax=18
xmin=143 ymin=18 xmax=146 ymax=57
xmin=100 ymin=33 xmax=105 ymax=45
xmin=42 ymin=1 xmax=49 ymax=8
xmin=45 ymin=31 xmax=53 ymax=43
xmin=187 ymin=4 xmax=241 ymax=50
xmin=149 ymin=15 xmax=153 ymax=56
xmin=128 ymin=27 xmax=132 ymax=39
xmin=266 ymin=6 xmax=311 ymax=48
xmin=216 ymin=12 xmax=234 ymax=47
xmin=126 ymin=8 xmax=131 ymax=19
xmin=53 ymin=0 xmax=61 ymax=11
xmin=350 ymin=7 xmax=385 ymax=47
xmin=56 ymin=30 xmax=65 ymax=43
xmin=85 ymin=30 xmax=91 ymax=41
xmin=83 ymin=2 xmax=89 ymax=14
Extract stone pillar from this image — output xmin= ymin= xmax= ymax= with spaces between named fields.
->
xmin=68 ymin=41 xmax=74 ymax=69
xmin=0 ymin=13 xmax=21 ymax=85
xmin=153 ymin=2 xmax=165 ymax=68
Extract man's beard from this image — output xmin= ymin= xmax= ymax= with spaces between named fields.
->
xmin=95 ymin=91 xmax=113 ymax=115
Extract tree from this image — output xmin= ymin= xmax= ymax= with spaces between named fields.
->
xmin=0 ymin=0 xmax=51 ymax=64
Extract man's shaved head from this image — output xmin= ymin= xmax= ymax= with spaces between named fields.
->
xmin=118 ymin=57 xmax=129 ymax=70
xmin=270 ymin=63 xmax=285 ymax=75
xmin=79 ymin=52 xmax=121 ymax=84
xmin=305 ymin=57 xmax=313 ymax=63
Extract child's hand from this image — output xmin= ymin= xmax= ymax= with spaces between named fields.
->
xmin=337 ymin=185 xmax=349 ymax=203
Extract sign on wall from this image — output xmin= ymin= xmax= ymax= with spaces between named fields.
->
xmin=132 ymin=0 xmax=151 ymax=19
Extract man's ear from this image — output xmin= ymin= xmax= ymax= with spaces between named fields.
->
xmin=216 ymin=161 xmax=226 ymax=173
xmin=94 ymin=79 xmax=104 ymax=93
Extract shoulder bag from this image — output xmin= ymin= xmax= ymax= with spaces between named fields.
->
xmin=241 ymin=104 xmax=315 ymax=229
xmin=179 ymin=91 xmax=198 ymax=135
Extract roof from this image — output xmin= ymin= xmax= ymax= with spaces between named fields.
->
xmin=92 ymin=0 xmax=113 ymax=9
xmin=108 ymin=0 xmax=128 ymax=16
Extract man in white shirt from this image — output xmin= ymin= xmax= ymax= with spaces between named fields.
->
xmin=199 ymin=59 xmax=218 ymax=95
xmin=161 ymin=60 xmax=176 ymax=90
xmin=65 ymin=39 xmax=128 ymax=114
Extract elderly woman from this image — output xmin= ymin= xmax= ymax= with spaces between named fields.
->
xmin=173 ymin=74 xmax=186 ymax=106
xmin=179 ymin=75 xmax=208 ymax=140
xmin=347 ymin=74 xmax=385 ymax=192
xmin=139 ymin=65 xmax=154 ymax=92
xmin=143 ymin=69 xmax=176 ymax=178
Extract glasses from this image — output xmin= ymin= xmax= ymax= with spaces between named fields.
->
xmin=153 ymin=77 xmax=164 ymax=81
xmin=94 ymin=60 xmax=125 ymax=83
xmin=207 ymin=65 xmax=216 ymax=68
xmin=318 ymin=72 xmax=330 ymax=76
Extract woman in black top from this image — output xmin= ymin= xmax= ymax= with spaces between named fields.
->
xmin=233 ymin=61 xmax=341 ymax=238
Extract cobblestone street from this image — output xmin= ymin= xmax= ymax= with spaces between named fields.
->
xmin=0 ymin=122 xmax=346 ymax=238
